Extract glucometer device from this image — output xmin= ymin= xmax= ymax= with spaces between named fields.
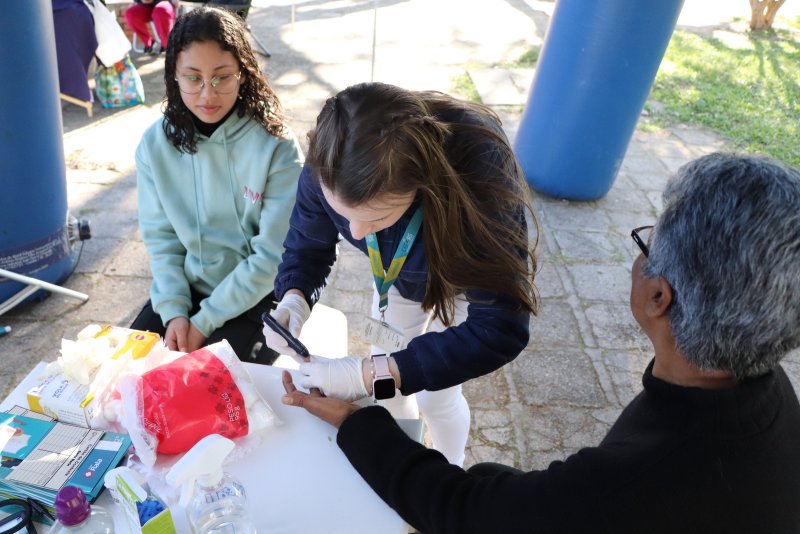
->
xmin=261 ymin=312 xmax=310 ymax=358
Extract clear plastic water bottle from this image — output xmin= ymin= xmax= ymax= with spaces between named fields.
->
xmin=190 ymin=473 xmax=256 ymax=534
xmin=49 ymin=485 xmax=115 ymax=533
xmin=166 ymin=434 xmax=256 ymax=534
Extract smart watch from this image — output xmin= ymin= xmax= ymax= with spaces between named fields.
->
xmin=371 ymin=355 xmax=396 ymax=400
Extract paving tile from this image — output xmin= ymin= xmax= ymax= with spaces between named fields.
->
xmin=72 ymin=237 xmax=120 ymax=275
xmin=513 ymin=405 xmax=613 ymax=469
xmin=645 ymin=190 xmax=664 ymax=213
xmin=528 ymin=299 xmax=583 ymax=348
xmin=540 ymin=201 xmax=610 ymax=231
xmin=619 ymin=151 xmax=669 ymax=177
xmin=104 ymin=239 xmax=152 ymax=278
xmin=565 ymin=264 xmax=632 ymax=302
xmin=328 ymin=250 xmax=373 ymax=291
xmin=551 ymin=229 xmax=624 ymax=264
xmin=605 ymin=211 xmax=647 ymax=240
xmin=600 ymin=349 xmax=653 ymax=406
xmin=510 ymin=349 xmax=607 ymax=407
xmin=600 ymin=185 xmax=653 ymax=214
xmin=533 ymin=262 xmax=566 ymax=299
xmin=584 ymin=302 xmax=649 ymax=351
xmin=468 ymin=68 xmax=534 ymax=106
xmin=669 ymin=125 xmax=729 ymax=150
xmin=619 ymin=167 xmax=670 ymax=192
xmin=464 ymin=368 xmax=510 ymax=409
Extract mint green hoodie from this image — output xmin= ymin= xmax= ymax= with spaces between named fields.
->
xmin=135 ymin=111 xmax=303 ymax=336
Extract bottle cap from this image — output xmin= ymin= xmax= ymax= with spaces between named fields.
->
xmin=54 ymin=485 xmax=91 ymax=526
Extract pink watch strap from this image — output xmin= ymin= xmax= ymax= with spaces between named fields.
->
xmin=372 ymin=355 xmax=392 ymax=379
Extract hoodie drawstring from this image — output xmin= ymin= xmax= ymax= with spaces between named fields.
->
xmin=222 ymin=134 xmax=254 ymax=256
xmin=191 ymin=155 xmax=205 ymax=274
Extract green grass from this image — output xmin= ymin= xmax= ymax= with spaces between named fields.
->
xmin=491 ymin=45 xmax=541 ymax=69
xmin=451 ymin=46 xmax=541 ymax=103
xmin=649 ymin=28 xmax=800 ymax=166
xmin=514 ymin=46 xmax=540 ymax=68
xmin=451 ymin=72 xmax=482 ymax=103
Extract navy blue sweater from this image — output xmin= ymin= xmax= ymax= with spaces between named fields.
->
xmin=274 ymin=109 xmax=530 ymax=395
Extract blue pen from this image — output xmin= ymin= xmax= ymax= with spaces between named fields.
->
xmin=0 ymin=326 xmax=11 ymax=337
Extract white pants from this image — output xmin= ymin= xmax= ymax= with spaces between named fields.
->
xmin=371 ymin=286 xmax=470 ymax=466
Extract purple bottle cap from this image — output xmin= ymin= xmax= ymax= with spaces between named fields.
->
xmin=54 ymin=485 xmax=91 ymax=526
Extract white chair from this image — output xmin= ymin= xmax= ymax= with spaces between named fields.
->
xmin=131 ymin=21 xmax=160 ymax=53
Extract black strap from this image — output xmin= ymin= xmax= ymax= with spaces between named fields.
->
xmin=0 ymin=498 xmax=43 ymax=534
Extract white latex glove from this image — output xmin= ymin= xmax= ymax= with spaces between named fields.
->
xmin=262 ymin=293 xmax=311 ymax=363
xmin=299 ymin=355 xmax=369 ymax=402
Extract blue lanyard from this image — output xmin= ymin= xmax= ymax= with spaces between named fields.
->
xmin=365 ymin=205 xmax=423 ymax=312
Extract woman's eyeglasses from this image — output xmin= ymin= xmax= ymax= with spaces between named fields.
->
xmin=631 ymin=225 xmax=654 ymax=257
xmin=175 ymin=72 xmax=242 ymax=94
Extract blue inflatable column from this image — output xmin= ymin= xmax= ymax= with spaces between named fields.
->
xmin=0 ymin=0 xmax=78 ymax=302
xmin=515 ymin=0 xmax=685 ymax=200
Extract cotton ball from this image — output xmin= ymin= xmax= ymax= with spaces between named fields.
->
xmin=103 ymin=399 xmax=122 ymax=423
xmin=77 ymin=324 xmax=103 ymax=340
xmin=38 ymin=360 xmax=63 ymax=379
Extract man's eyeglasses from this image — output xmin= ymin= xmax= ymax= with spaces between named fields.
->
xmin=175 ymin=72 xmax=242 ymax=94
xmin=631 ymin=226 xmax=654 ymax=257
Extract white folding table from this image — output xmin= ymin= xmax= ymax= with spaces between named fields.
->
xmin=0 ymin=304 xmax=414 ymax=533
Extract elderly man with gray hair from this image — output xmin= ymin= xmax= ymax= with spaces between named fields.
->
xmin=281 ymin=152 xmax=800 ymax=533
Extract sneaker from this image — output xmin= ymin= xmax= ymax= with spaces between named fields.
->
xmin=145 ymin=43 xmax=163 ymax=56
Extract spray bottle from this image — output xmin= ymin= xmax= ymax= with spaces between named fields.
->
xmin=165 ymin=434 xmax=256 ymax=534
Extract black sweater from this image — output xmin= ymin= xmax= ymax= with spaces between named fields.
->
xmin=337 ymin=360 xmax=800 ymax=533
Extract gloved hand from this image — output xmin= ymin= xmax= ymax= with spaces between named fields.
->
xmin=299 ymin=355 xmax=369 ymax=402
xmin=262 ymin=293 xmax=311 ymax=363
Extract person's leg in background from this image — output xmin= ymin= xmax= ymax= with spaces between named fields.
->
xmin=415 ymin=297 xmax=470 ymax=467
xmin=371 ymin=287 xmax=471 ymax=466
xmin=205 ymin=292 xmax=279 ymax=365
xmin=370 ymin=286 xmax=427 ymax=419
xmin=124 ymin=3 xmax=156 ymax=49
xmin=150 ymin=1 xmax=177 ymax=51
xmin=129 ymin=298 xmax=168 ymax=337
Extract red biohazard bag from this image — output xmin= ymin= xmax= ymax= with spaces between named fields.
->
xmin=118 ymin=340 xmax=280 ymax=466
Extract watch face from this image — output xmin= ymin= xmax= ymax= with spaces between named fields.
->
xmin=373 ymin=377 xmax=396 ymax=400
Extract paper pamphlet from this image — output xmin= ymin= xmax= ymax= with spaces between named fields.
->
xmin=0 ymin=407 xmax=131 ymax=516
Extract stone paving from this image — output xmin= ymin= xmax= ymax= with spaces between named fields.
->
xmin=3 ymin=0 xmax=800 ymax=474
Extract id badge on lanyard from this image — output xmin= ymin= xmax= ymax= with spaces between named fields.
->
xmin=364 ymin=316 xmax=406 ymax=352
xmin=362 ymin=206 xmax=423 ymax=353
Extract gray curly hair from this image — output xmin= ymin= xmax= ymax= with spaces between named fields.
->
xmin=643 ymin=152 xmax=800 ymax=379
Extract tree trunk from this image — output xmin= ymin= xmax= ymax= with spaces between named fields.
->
xmin=749 ymin=0 xmax=787 ymax=31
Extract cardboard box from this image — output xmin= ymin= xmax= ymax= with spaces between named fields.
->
xmin=26 ymin=374 xmax=95 ymax=427
xmin=90 ymin=325 xmax=161 ymax=361
xmin=110 ymin=469 xmax=177 ymax=534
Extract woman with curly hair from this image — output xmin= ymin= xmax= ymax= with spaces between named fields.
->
xmin=131 ymin=6 xmax=303 ymax=363
xmin=263 ymin=82 xmax=538 ymax=466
